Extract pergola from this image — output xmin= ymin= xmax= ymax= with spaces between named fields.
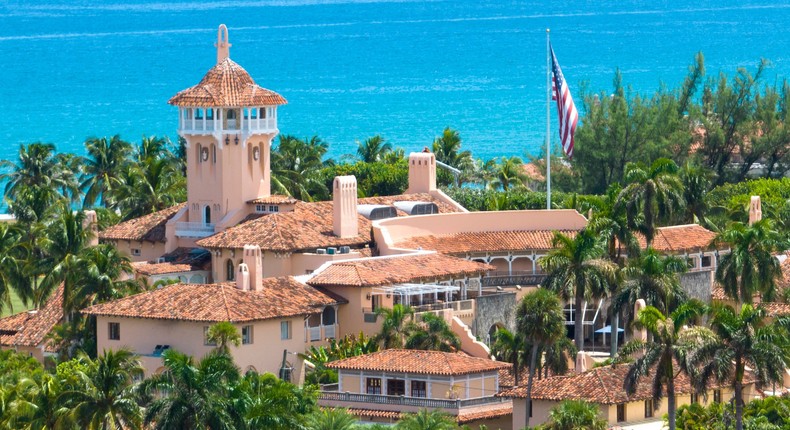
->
xmin=371 ymin=283 xmax=461 ymax=306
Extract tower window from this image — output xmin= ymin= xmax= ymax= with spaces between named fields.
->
xmin=206 ymin=108 xmax=214 ymax=120
xmin=250 ymin=108 xmax=258 ymax=119
xmin=195 ymin=108 xmax=203 ymax=120
xmin=203 ymin=206 xmax=211 ymax=224
xmin=226 ymin=259 xmax=235 ymax=281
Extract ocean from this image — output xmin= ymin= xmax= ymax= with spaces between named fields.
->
xmin=1 ymin=0 xmax=789 ymax=162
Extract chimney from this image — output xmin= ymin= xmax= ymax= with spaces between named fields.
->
xmin=215 ymin=24 xmax=231 ymax=64
xmin=575 ymin=351 xmax=591 ymax=374
xmin=83 ymin=210 xmax=99 ymax=247
xmin=749 ymin=195 xmax=762 ymax=225
xmin=333 ymin=176 xmax=358 ymax=238
xmin=407 ymin=150 xmax=436 ymax=194
xmin=243 ymin=245 xmax=263 ymax=291
xmin=236 ymin=263 xmax=250 ymax=291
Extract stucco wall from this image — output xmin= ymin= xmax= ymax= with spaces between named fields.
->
xmin=108 ymin=240 xmax=166 ymax=263
xmin=680 ymin=270 xmax=714 ymax=303
xmin=472 ymin=292 xmax=517 ymax=342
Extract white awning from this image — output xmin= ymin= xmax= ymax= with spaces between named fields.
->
xmin=371 ymin=283 xmax=460 ymax=298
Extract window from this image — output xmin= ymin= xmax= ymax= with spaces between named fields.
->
xmin=322 ymin=307 xmax=336 ymax=326
xmin=691 ymin=393 xmax=699 ymax=404
xmin=701 ymin=255 xmax=712 ymax=267
xmin=644 ymin=399 xmax=654 ymax=418
xmin=617 ymin=404 xmax=625 ymax=422
xmin=195 ymin=108 xmax=203 ymax=120
xmin=387 ymin=379 xmax=405 ymax=396
xmin=203 ymin=206 xmax=211 ymax=224
xmin=268 ymin=205 xmax=279 ymax=213
xmin=250 ymin=108 xmax=258 ymax=119
xmin=255 ymin=204 xmax=264 ymax=213
xmin=108 ymin=322 xmax=120 ymax=340
xmin=203 ymin=326 xmax=216 ymax=346
xmin=242 ymin=325 xmax=253 ymax=344
xmin=206 ymin=108 xmax=214 ymax=120
xmin=131 ymin=248 xmax=141 ymax=256
xmin=366 ymin=378 xmax=382 ymax=395
xmin=280 ymin=321 xmax=291 ymax=340
xmin=411 ymin=380 xmax=426 ymax=398
xmin=714 ymin=389 xmax=722 ymax=403
xmin=226 ymin=259 xmax=235 ymax=281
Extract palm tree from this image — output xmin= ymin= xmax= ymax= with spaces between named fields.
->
xmin=432 ymin=127 xmax=474 ymax=172
xmin=67 ymin=349 xmax=144 ymax=430
xmin=491 ymin=327 xmax=524 ymax=385
xmin=488 ymin=156 xmax=528 ymax=191
xmin=241 ymin=371 xmax=316 ymax=430
xmin=140 ymin=349 xmax=244 ymax=430
xmin=541 ymin=400 xmax=607 ymax=430
xmin=271 ymin=135 xmax=331 ymax=201
xmin=518 ymin=288 xmax=565 ymax=429
xmin=114 ymin=158 xmax=185 ymax=220
xmin=404 ymin=313 xmax=461 ymax=352
xmin=687 ymin=303 xmax=790 ymax=430
xmin=395 ymin=409 xmax=457 ymax=430
xmin=81 ymin=135 xmax=133 ymax=208
xmin=206 ymin=322 xmax=241 ymax=354
xmin=0 ymin=223 xmax=26 ymax=314
xmin=356 ymin=135 xmax=392 ymax=163
xmin=9 ymin=373 xmax=71 ymax=429
xmin=616 ymin=158 xmax=684 ymax=247
xmin=540 ymin=229 xmax=617 ymax=351
xmin=617 ymin=300 xmax=707 ymax=430
xmin=71 ymin=244 xmax=137 ymax=310
xmin=0 ymin=142 xmax=76 ymax=202
xmin=680 ymin=163 xmax=714 ymax=224
xmin=613 ymin=247 xmax=688 ymax=332
xmin=374 ymin=304 xmax=414 ymax=349
xmin=539 ymin=336 xmax=577 ymax=379
xmin=305 ymin=408 xmax=356 ymax=430
xmin=588 ymin=184 xmax=639 ymax=263
xmin=714 ymin=220 xmax=785 ymax=304
xmin=136 ymin=135 xmax=169 ymax=162
xmin=40 ymin=205 xmax=93 ymax=312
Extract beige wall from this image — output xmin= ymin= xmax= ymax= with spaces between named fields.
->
xmin=108 ymin=240 xmax=166 ymax=263
xmin=338 ymin=369 xmax=499 ymax=400
xmin=96 ymin=315 xmax=306 ymax=379
xmin=329 ymin=285 xmax=394 ymax=339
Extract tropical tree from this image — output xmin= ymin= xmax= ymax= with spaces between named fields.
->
xmin=241 ymin=371 xmax=316 ymax=430
xmin=81 ymin=135 xmax=133 ymax=208
xmin=8 ymin=373 xmax=71 ymax=430
xmin=205 ymin=322 xmax=241 ymax=354
xmin=540 ymin=399 xmax=608 ymax=430
xmin=271 ymin=135 xmax=332 ymax=201
xmin=487 ymin=156 xmax=528 ymax=191
xmin=396 ymin=409 xmax=457 ymax=430
xmin=679 ymin=163 xmax=715 ymax=224
xmin=617 ymin=300 xmax=708 ymax=430
xmin=135 ymin=135 xmax=169 ymax=163
xmin=588 ymin=184 xmax=639 ymax=264
xmin=538 ymin=336 xmax=577 ymax=380
xmin=356 ymin=135 xmax=392 ymax=163
xmin=66 ymin=349 xmax=144 ymax=430
xmin=39 ymin=206 xmax=93 ymax=312
xmin=114 ymin=157 xmax=185 ymax=220
xmin=613 ymin=247 xmax=688 ymax=331
xmin=71 ymin=244 xmax=137 ymax=311
xmin=305 ymin=407 xmax=356 ymax=430
xmin=539 ymin=229 xmax=617 ymax=350
xmin=374 ymin=304 xmax=414 ymax=349
xmin=432 ymin=127 xmax=474 ymax=172
xmin=0 ymin=142 xmax=77 ymax=203
xmin=714 ymin=219 xmax=785 ymax=304
xmin=687 ymin=303 xmax=790 ymax=430
xmin=616 ymin=158 xmax=684 ymax=247
xmin=0 ymin=223 xmax=26 ymax=313
xmin=140 ymin=349 xmax=244 ymax=430
xmin=517 ymin=288 xmax=565 ymax=429
xmin=490 ymin=327 xmax=524 ymax=385
xmin=404 ymin=313 xmax=461 ymax=352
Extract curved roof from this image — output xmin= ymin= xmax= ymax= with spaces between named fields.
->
xmin=169 ymin=58 xmax=286 ymax=107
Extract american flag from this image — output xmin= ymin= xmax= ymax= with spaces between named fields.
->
xmin=550 ymin=45 xmax=578 ymax=159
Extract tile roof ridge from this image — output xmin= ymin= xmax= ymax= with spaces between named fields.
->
xmin=219 ymin=284 xmax=233 ymax=321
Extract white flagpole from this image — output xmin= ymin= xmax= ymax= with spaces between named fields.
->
xmin=546 ymin=28 xmax=551 ymax=210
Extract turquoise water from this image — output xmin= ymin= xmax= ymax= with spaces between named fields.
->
xmin=1 ymin=0 xmax=789 ymax=162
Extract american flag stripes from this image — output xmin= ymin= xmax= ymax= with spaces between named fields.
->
xmin=550 ymin=45 xmax=578 ymax=159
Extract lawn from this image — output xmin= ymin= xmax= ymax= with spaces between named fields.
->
xmin=1 ymin=288 xmax=33 ymax=317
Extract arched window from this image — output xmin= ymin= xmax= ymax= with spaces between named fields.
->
xmin=226 ymin=259 xmax=235 ymax=281
xmin=204 ymin=206 xmax=211 ymax=224
xmin=226 ymin=109 xmax=237 ymax=119
xmin=322 ymin=307 xmax=336 ymax=326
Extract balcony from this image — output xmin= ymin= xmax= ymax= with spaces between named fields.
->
xmin=482 ymin=271 xmax=546 ymax=287
xmin=319 ymin=391 xmax=508 ymax=410
xmin=178 ymin=109 xmax=278 ymax=135
xmin=175 ymin=222 xmax=215 ymax=238
xmin=306 ymin=324 xmax=337 ymax=342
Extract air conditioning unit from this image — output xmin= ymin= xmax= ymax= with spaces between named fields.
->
xmin=315 ymin=248 xmax=327 ymax=255
xmin=157 ymin=257 xmax=166 ymax=263
xmin=339 ymin=246 xmax=351 ymax=254
xmin=326 ymin=247 xmax=337 ymax=255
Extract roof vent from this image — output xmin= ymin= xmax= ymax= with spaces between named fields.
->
xmin=316 ymin=248 xmax=327 ymax=255
xmin=339 ymin=246 xmax=351 ymax=254
xmin=327 ymin=247 xmax=337 ymax=255
xmin=357 ymin=204 xmax=397 ymax=221
xmin=393 ymin=201 xmax=438 ymax=215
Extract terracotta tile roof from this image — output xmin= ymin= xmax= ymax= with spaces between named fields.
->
xmin=307 ymin=253 xmax=493 ymax=288
xmin=132 ymin=248 xmax=211 ymax=276
xmin=0 ymin=284 xmax=64 ymax=349
xmin=168 ymin=58 xmax=286 ymax=107
xmin=498 ymin=363 xmax=755 ymax=404
xmin=99 ymin=203 xmax=185 ymax=243
xmin=247 ymin=195 xmax=299 ymax=205
xmin=81 ymin=278 xmax=344 ymax=323
xmin=393 ymin=230 xmax=580 ymax=254
xmin=457 ymin=402 xmax=513 ymax=423
xmin=196 ymin=194 xmax=461 ymax=252
xmin=344 ymin=408 xmax=401 ymax=420
xmin=633 ymin=224 xmax=717 ymax=253
xmin=326 ymin=349 xmax=511 ymax=376
xmin=521 ymin=162 xmax=545 ymax=182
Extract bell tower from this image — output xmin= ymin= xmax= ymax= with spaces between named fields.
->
xmin=168 ymin=25 xmax=287 ymax=235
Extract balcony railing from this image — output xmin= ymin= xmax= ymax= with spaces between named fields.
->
xmin=174 ymin=222 xmax=215 ymax=238
xmin=319 ymin=391 xmax=507 ymax=410
xmin=306 ymin=324 xmax=337 ymax=342
xmin=178 ymin=117 xmax=277 ymax=134
xmin=483 ymin=271 xmax=547 ymax=287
